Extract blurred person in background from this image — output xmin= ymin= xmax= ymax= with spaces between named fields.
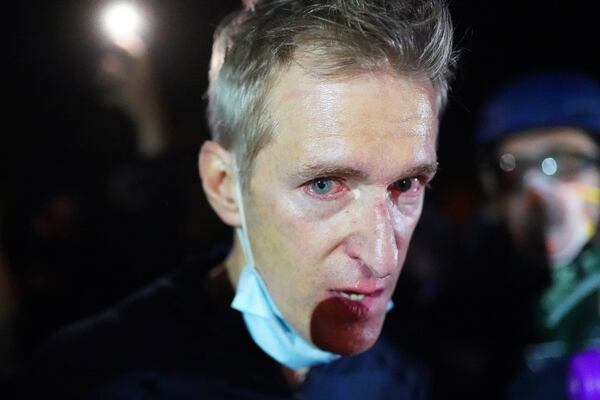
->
xmin=19 ymin=0 xmax=457 ymax=398
xmin=446 ymin=72 xmax=600 ymax=399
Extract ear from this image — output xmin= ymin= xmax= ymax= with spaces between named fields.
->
xmin=199 ymin=141 xmax=241 ymax=227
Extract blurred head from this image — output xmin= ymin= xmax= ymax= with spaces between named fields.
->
xmin=200 ymin=0 xmax=455 ymax=356
xmin=477 ymin=73 xmax=600 ymax=267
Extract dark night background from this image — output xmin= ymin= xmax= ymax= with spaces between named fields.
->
xmin=4 ymin=0 xmax=600 ymax=224
xmin=2 ymin=0 xmax=600 ymax=397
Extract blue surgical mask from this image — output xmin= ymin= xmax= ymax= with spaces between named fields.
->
xmin=231 ymin=263 xmax=342 ymax=369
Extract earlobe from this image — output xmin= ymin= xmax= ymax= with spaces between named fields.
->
xmin=199 ymin=141 xmax=241 ymax=227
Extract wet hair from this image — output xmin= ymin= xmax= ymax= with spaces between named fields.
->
xmin=206 ymin=0 xmax=457 ymax=189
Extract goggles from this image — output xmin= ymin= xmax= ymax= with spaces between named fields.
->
xmin=489 ymin=150 xmax=599 ymax=194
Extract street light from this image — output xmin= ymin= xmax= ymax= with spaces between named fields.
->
xmin=101 ymin=2 xmax=146 ymax=56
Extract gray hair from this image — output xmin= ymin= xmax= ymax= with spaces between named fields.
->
xmin=206 ymin=0 xmax=457 ymax=189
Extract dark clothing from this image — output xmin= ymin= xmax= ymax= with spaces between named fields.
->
xmin=507 ymin=245 xmax=600 ymax=400
xmin=430 ymin=214 xmax=600 ymax=400
xmin=423 ymin=218 xmax=545 ymax=399
xmin=508 ymin=355 xmax=570 ymax=400
xmin=21 ymin=251 xmax=428 ymax=399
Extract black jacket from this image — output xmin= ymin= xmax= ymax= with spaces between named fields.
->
xmin=20 ymin=251 xmax=428 ymax=399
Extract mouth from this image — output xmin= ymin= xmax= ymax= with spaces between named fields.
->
xmin=336 ymin=291 xmax=367 ymax=302
xmin=318 ymin=288 xmax=387 ymax=324
xmin=331 ymin=288 xmax=384 ymax=304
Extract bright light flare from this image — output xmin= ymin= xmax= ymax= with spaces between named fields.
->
xmin=101 ymin=2 xmax=146 ymax=55
xmin=541 ymin=157 xmax=558 ymax=176
xmin=103 ymin=3 xmax=142 ymax=39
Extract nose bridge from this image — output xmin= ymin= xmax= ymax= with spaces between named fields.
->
xmin=523 ymin=172 xmax=558 ymax=207
xmin=354 ymin=190 xmax=398 ymax=278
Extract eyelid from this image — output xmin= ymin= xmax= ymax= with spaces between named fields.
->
xmin=408 ymin=174 xmax=432 ymax=185
xmin=301 ymin=175 xmax=344 ymax=187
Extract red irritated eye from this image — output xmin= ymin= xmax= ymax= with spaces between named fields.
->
xmin=391 ymin=177 xmax=423 ymax=195
xmin=305 ymin=177 xmax=346 ymax=199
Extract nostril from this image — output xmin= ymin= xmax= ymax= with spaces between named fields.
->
xmin=371 ymin=269 xmax=392 ymax=280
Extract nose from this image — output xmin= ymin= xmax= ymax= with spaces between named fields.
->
xmin=347 ymin=195 xmax=399 ymax=279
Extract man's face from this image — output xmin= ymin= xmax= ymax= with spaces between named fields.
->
xmin=496 ymin=128 xmax=600 ymax=266
xmin=242 ymin=66 xmax=439 ymax=355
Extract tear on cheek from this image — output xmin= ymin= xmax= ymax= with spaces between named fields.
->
xmin=309 ymin=297 xmax=383 ymax=356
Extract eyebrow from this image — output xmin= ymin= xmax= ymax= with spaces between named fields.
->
xmin=291 ymin=161 xmax=439 ymax=182
xmin=291 ymin=164 xmax=368 ymax=182
xmin=403 ymin=162 xmax=439 ymax=179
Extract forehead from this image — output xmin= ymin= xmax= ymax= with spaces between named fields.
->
xmin=257 ymin=66 xmax=439 ymax=178
xmin=498 ymin=127 xmax=599 ymax=157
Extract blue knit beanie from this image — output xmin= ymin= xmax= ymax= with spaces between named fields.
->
xmin=475 ymin=72 xmax=600 ymax=147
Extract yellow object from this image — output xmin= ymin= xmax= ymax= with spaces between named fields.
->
xmin=577 ymin=185 xmax=600 ymax=204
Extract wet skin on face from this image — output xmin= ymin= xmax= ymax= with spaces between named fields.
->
xmin=242 ymin=66 xmax=439 ymax=355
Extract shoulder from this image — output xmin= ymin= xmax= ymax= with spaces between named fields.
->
xmin=23 ymin=257 xmax=223 ymax=399
xmin=508 ymin=356 xmax=569 ymax=400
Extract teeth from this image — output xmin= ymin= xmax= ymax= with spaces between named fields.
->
xmin=339 ymin=291 xmax=366 ymax=301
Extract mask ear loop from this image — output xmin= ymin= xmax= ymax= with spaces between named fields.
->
xmin=233 ymin=160 xmax=256 ymax=268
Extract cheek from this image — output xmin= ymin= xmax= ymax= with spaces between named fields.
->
xmin=267 ymin=196 xmax=346 ymax=260
xmin=390 ymin=197 xmax=423 ymax=249
xmin=249 ymin=197 xmax=333 ymax=295
xmin=567 ymin=187 xmax=600 ymax=226
xmin=251 ymin=194 xmax=310 ymax=255
xmin=585 ymin=203 xmax=600 ymax=223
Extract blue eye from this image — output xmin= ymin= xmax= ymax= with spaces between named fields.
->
xmin=311 ymin=178 xmax=333 ymax=195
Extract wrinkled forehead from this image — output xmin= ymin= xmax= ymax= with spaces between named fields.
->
xmin=282 ymin=58 xmax=437 ymax=97
xmin=497 ymin=127 xmax=600 ymax=158
xmin=250 ymin=65 xmax=440 ymax=183
xmin=266 ymin=65 xmax=439 ymax=136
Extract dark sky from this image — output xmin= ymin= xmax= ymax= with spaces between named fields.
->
xmin=4 ymin=0 xmax=600 ymax=216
